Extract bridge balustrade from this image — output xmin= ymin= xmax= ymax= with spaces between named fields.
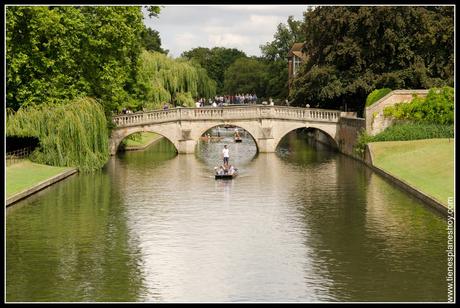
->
xmin=112 ymin=106 xmax=341 ymax=128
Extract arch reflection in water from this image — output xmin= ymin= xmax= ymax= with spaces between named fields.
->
xmin=196 ymin=126 xmax=258 ymax=170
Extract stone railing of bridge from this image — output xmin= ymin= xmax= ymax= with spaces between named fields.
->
xmin=112 ymin=105 xmax=341 ymax=128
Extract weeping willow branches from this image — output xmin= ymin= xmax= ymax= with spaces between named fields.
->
xmin=137 ymin=50 xmax=216 ymax=109
xmin=6 ymin=97 xmax=109 ymax=172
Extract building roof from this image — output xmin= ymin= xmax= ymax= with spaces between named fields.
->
xmin=288 ymin=42 xmax=307 ymax=60
xmin=290 ymin=42 xmax=304 ymax=51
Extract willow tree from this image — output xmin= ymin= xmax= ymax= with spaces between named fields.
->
xmin=6 ymin=97 xmax=109 ymax=172
xmin=136 ymin=50 xmax=216 ymax=109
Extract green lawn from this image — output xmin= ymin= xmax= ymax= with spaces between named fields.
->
xmin=6 ymin=160 xmax=74 ymax=198
xmin=369 ymin=138 xmax=454 ymax=207
xmin=124 ymin=132 xmax=160 ymax=148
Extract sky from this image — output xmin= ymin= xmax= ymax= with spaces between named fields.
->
xmin=142 ymin=5 xmax=311 ymax=58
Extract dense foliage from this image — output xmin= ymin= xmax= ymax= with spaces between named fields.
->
xmin=290 ymin=6 xmax=454 ymax=113
xmin=383 ymin=86 xmax=454 ymax=125
xmin=365 ymin=88 xmax=392 ymax=107
xmin=141 ymin=27 xmax=168 ymax=54
xmin=181 ymin=47 xmax=246 ymax=94
xmin=6 ymin=98 xmax=109 ymax=172
xmin=6 ymin=6 xmax=148 ymax=114
xmin=223 ymin=57 xmax=269 ymax=97
xmin=263 ymin=60 xmax=289 ymax=100
xmin=136 ymin=51 xmax=216 ymax=109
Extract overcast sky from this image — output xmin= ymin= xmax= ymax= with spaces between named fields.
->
xmin=143 ymin=5 xmax=311 ymax=58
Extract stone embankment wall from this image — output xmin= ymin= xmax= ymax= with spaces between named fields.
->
xmin=365 ymin=89 xmax=429 ymax=135
xmin=336 ymin=116 xmax=366 ymax=158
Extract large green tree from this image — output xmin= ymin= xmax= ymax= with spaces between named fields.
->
xmin=6 ymin=6 xmax=161 ymax=115
xmin=140 ymin=27 xmax=168 ymax=54
xmin=6 ymin=6 xmax=89 ymax=110
xmin=223 ymin=57 xmax=269 ymax=97
xmin=181 ymin=47 xmax=246 ymax=93
xmin=290 ymin=6 xmax=454 ymax=114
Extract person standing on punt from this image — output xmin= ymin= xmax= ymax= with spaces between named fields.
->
xmin=222 ymin=144 xmax=230 ymax=166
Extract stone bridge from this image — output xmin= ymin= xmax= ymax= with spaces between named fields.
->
xmin=110 ymin=105 xmax=346 ymax=155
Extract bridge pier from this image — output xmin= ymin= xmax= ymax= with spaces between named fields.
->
xmin=177 ymin=140 xmax=197 ymax=154
xmin=257 ymin=138 xmax=276 ymax=153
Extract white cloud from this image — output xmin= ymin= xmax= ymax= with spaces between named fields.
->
xmin=219 ymin=5 xmax=282 ymax=11
xmin=249 ymin=14 xmax=280 ymax=25
xmin=174 ymin=32 xmax=198 ymax=47
xmin=208 ymin=33 xmax=251 ymax=46
xmin=144 ymin=5 xmax=310 ymax=58
xmin=218 ymin=5 xmax=310 ymax=14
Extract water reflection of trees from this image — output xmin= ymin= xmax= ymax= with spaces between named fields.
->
xmin=6 ymin=171 xmax=147 ymax=302
xmin=290 ymin=152 xmax=447 ymax=302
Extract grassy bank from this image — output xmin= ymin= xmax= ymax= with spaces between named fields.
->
xmin=124 ymin=132 xmax=160 ymax=148
xmin=6 ymin=160 xmax=74 ymax=198
xmin=368 ymin=138 xmax=454 ymax=207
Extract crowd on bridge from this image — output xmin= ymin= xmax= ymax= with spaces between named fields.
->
xmin=116 ymin=94 xmax=323 ymax=115
xmin=195 ymin=93 xmax=258 ymax=108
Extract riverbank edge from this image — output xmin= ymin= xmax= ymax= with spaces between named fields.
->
xmin=6 ymin=135 xmax=162 ymax=207
xmin=362 ymin=143 xmax=449 ymax=216
xmin=122 ymin=134 xmax=163 ymax=151
xmin=6 ymin=168 xmax=78 ymax=207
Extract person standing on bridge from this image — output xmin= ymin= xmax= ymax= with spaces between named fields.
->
xmin=222 ymin=144 xmax=230 ymax=166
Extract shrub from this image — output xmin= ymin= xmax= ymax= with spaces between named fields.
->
xmin=369 ymin=122 xmax=454 ymax=141
xmin=383 ymin=86 xmax=454 ymax=124
xmin=365 ymin=88 xmax=392 ymax=107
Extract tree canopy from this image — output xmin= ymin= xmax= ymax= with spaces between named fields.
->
xmin=5 ymin=6 xmax=174 ymax=115
xmin=181 ymin=47 xmax=246 ymax=94
xmin=223 ymin=57 xmax=269 ymax=97
xmin=141 ymin=27 xmax=168 ymax=54
xmin=290 ymin=6 xmax=454 ymax=114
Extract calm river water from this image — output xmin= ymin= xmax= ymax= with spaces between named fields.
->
xmin=6 ymin=130 xmax=448 ymax=302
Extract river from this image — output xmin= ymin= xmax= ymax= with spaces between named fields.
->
xmin=6 ymin=129 xmax=448 ymax=302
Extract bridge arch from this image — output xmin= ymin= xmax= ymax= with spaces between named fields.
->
xmin=275 ymin=127 xmax=339 ymax=151
xmin=271 ymin=122 xmax=338 ymax=152
xmin=109 ymin=123 xmax=180 ymax=155
xmin=195 ymin=122 xmax=260 ymax=152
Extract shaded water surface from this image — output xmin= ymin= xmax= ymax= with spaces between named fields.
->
xmin=6 ymin=131 xmax=448 ymax=302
